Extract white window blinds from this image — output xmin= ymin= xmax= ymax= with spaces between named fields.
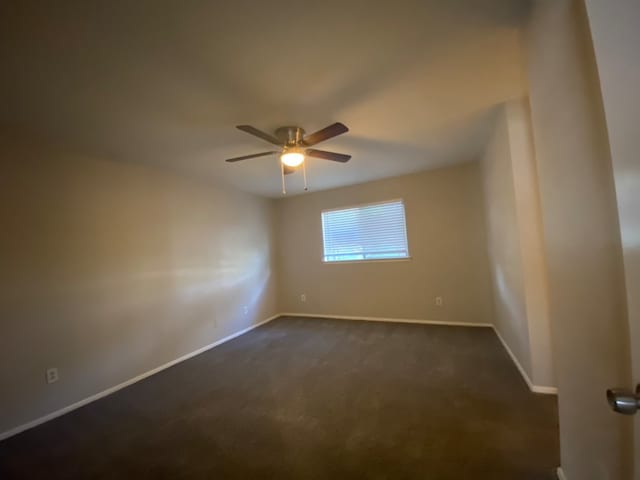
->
xmin=321 ymin=200 xmax=410 ymax=263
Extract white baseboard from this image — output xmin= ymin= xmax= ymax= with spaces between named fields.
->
xmin=280 ymin=312 xmax=493 ymax=328
xmin=0 ymin=314 xmax=281 ymax=442
xmin=530 ymin=384 xmax=559 ymax=394
xmin=556 ymin=467 xmax=567 ymax=480
xmin=492 ymin=327 xmax=558 ymax=395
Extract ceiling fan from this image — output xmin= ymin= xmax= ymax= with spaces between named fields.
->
xmin=226 ymin=123 xmax=351 ymax=177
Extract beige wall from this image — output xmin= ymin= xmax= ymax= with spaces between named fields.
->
xmin=276 ymin=163 xmax=495 ymax=325
xmin=481 ymin=104 xmax=533 ymax=380
xmin=525 ymin=0 xmax=632 ymax=478
xmin=481 ymin=98 xmax=555 ymax=389
xmin=504 ymin=99 xmax=554 ymax=389
xmin=0 ymin=133 xmax=278 ymax=435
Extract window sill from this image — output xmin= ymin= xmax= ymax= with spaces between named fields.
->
xmin=322 ymin=257 xmax=412 ymax=265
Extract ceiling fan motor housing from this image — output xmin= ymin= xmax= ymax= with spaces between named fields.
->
xmin=275 ymin=126 xmax=306 ymax=146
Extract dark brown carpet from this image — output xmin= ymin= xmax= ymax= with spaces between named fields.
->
xmin=0 ymin=316 xmax=559 ymax=479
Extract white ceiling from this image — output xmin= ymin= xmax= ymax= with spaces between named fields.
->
xmin=0 ymin=0 xmax=530 ymax=197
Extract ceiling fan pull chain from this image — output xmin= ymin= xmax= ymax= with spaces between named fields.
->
xmin=280 ymin=160 xmax=287 ymax=195
xmin=303 ymin=160 xmax=308 ymax=191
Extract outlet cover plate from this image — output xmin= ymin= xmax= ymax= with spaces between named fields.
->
xmin=46 ymin=368 xmax=59 ymax=384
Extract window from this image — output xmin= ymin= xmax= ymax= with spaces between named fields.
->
xmin=321 ymin=199 xmax=410 ymax=263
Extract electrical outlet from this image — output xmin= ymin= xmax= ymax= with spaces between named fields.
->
xmin=243 ymin=305 xmax=249 ymax=315
xmin=300 ymin=293 xmax=307 ymax=302
xmin=46 ymin=368 xmax=59 ymax=384
xmin=435 ymin=296 xmax=443 ymax=307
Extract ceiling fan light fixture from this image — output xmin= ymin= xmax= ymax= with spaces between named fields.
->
xmin=281 ymin=149 xmax=305 ymax=167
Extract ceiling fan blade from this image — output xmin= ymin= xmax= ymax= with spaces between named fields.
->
xmin=302 ymin=122 xmax=349 ymax=146
xmin=225 ymin=151 xmax=278 ymax=162
xmin=236 ymin=125 xmax=283 ymax=146
xmin=305 ymin=148 xmax=351 ymax=163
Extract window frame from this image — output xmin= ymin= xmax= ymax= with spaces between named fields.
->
xmin=320 ymin=198 xmax=411 ymax=264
